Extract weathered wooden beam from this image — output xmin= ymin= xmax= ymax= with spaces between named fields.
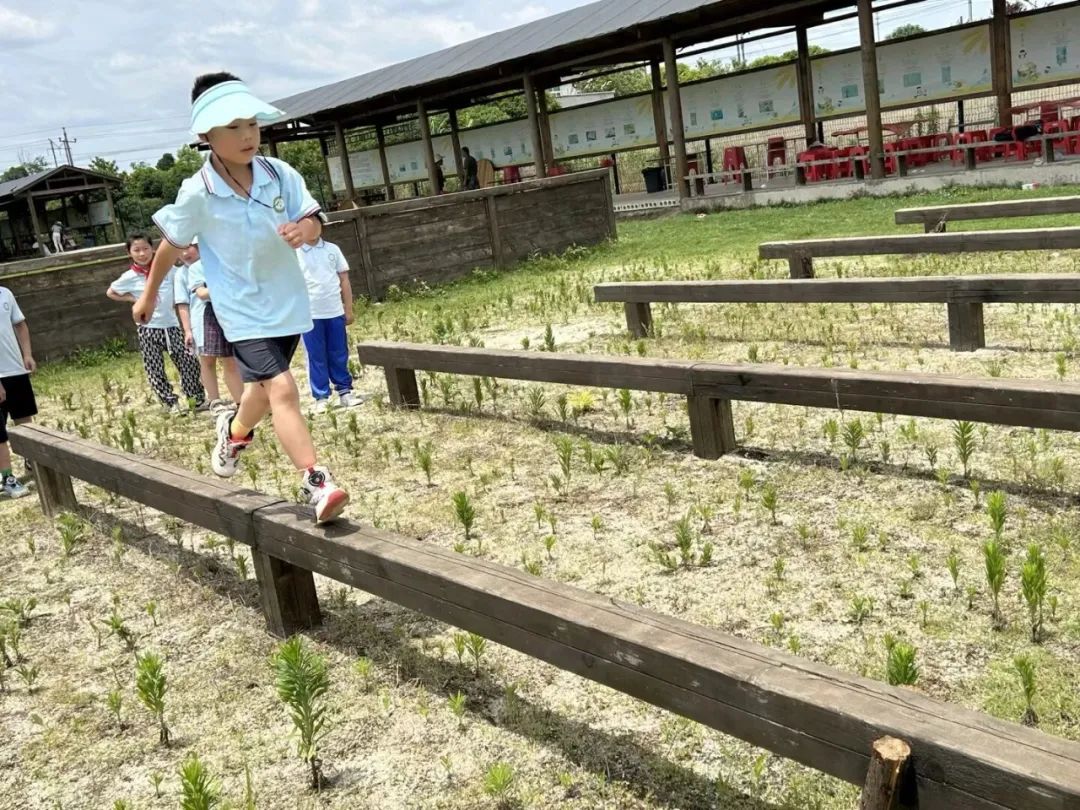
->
xmin=448 ymin=109 xmax=464 ymax=185
xmin=991 ymin=0 xmax=1012 ymax=127
xmin=251 ymin=548 xmax=321 ymax=637
xmin=417 ymin=100 xmax=440 ymax=196
xmin=795 ymin=26 xmax=817 ymax=145
xmin=859 ymin=737 xmax=914 ymax=810
xmin=760 ymin=227 xmax=1080 ymax=260
xmin=384 ymin=366 xmax=420 ymax=407
xmin=334 ymin=121 xmax=357 ymax=203
xmin=663 ymin=38 xmax=690 ymax=199
xmin=947 ymin=302 xmax=986 ymax=351
xmin=523 ymin=74 xmax=547 ymax=179
xmin=895 ymin=196 xmax=1080 ymax=226
xmin=789 ymin=254 xmax=814 ymax=278
xmin=29 ymin=459 xmax=78 ymax=518
xmin=686 ymin=395 xmax=737 ymax=459
xmin=650 ymin=58 xmax=671 ymax=180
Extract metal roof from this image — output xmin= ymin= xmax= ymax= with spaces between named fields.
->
xmin=273 ymin=0 xmax=833 ymax=124
xmin=0 ymin=166 xmax=119 ymax=202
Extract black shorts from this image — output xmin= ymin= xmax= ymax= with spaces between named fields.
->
xmin=232 ymin=335 xmax=300 ymax=383
xmin=0 ymin=374 xmax=37 ymax=443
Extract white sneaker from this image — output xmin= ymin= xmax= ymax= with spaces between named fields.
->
xmin=211 ymin=410 xmax=252 ymax=478
xmin=301 ymin=466 xmax=349 ymax=524
xmin=208 ymin=399 xmax=230 ymax=417
xmin=2 ymin=475 xmax=29 ymax=499
xmin=337 ymin=392 xmax=364 ymax=408
xmin=312 ymin=399 xmax=330 ymax=414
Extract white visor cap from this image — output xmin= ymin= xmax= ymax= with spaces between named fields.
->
xmin=190 ymin=80 xmax=285 ymax=136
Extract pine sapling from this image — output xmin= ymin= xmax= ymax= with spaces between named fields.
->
xmin=952 ymin=420 xmax=976 ymax=478
xmin=451 ymin=491 xmax=476 ymax=548
xmin=1020 ymin=543 xmax=1047 ymax=643
xmin=987 ymin=490 xmax=1007 ymax=540
xmin=946 ymin=549 xmax=961 ymax=593
xmin=135 ymin=651 xmax=170 ymax=745
xmin=1014 ymin=654 xmax=1039 ymax=727
xmin=983 ymin=538 xmax=1007 ymax=630
xmin=271 ymin=636 xmax=330 ymax=790
xmin=179 ymin=752 xmax=222 ymax=810
xmin=761 ymin=483 xmax=778 ymax=524
xmin=886 ymin=642 xmax=919 ymax=686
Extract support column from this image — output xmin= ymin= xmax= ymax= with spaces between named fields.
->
xmin=524 ymin=74 xmax=546 ymax=179
xmin=991 ymin=0 xmax=1012 ymax=127
xmin=537 ymin=86 xmax=555 ymax=170
xmin=417 ymin=100 xmax=439 ymax=196
xmin=104 ymin=184 xmax=121 ymax=243
xmin=267 ymin=135 xmax=279 ymax=158
xmin=857 ymin=0 xmax=886 ymax=180
xmin=663 ymin=38 xmax=690 ymax=198
xmin=947 ymin=303 xmax=986 ymax=351
xmin=334 ymin=121 xmax=357 ymax=202
xmin=375 ymin=125 xmax=395 ymax=201
xmin=650 ymin=58 xmax=672 ymax=186
xmin=26 ymin=195 xmax=42 ymax=250
xmin=448 ymin=109 xmax=465 ymax=186
xmin=796 ymin=25 xmax=818 ymax=145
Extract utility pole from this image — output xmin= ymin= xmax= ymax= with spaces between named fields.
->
xmin=969 ymin=0 xmax=974 ymax=22
xmin=48 ymin=139 xmax=59 ymax=167
xmin=59 ymin=127 xmax=76 ymax=165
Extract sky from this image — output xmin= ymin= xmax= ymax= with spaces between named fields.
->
xmin=0 ymin=0 xmax=1057 ymax=174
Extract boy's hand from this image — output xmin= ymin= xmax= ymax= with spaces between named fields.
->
xmin=278 ymin=221 xmax=307 ymax=249
xmin=344 ymin=308 xmax=354 ymax=326
xmin=132 ymin=293 xmax=154 ymax=324
xmin=184 ymin=330 xmax=194 ymax=350
xmin=22 ymin=355 xmax=36 ymax=373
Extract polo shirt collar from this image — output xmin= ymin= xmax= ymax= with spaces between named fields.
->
xmin=300 ymin=238 xmax=325 ymax=253
xmin=201 ymin=155 xmax=276 ymax=199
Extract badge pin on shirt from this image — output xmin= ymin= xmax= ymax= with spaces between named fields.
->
xmin=273 ymin=196 xmax=285 ymax=213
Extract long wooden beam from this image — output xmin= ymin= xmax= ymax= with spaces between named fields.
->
xmin=11 ymin=423 xmax=1080 ymax=810
xmin=895 ymin=197 xmax=1080 ymax=228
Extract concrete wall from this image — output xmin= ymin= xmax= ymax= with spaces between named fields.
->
xmin=327 ymin=169 xmax=617 ymax=300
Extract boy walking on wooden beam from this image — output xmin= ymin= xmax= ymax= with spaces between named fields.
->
xmin=134 ymin=72 xmax=349 ymax=524
xmin=0 ymin=286 xmax=37 ymax=498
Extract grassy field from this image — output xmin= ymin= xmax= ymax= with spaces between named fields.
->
xmin=3 ymin=184 xmax=1080 ymax=809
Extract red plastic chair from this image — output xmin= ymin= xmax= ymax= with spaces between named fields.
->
xmin=766 ymin=137 xmax=787 ymax=178
xmin=1044 ymin=120 xmax=1074 ymax=156
xmin=953 ymin=130 xmax=991 ymax=163
xmin=723 ymin=146 xmax=748 ymax=184
xmin=884 ymin=142 xmax=903 ymax=174
xmin=502 ymin=165 xmax=522 ymax=183
xmin=928 ymin=133 xmax=952 ymax=162
xmin=833 ymin=147 xmax=854 ymax=179
xmin=849 ymin=145 xmax=870 ymax=176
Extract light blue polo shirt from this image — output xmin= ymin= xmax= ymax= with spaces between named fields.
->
xmin=111 ymin=266 xmax=179 ymax=330
xmin=173 ymin=260 xmax=208 ymax=350
xmin=152 ymin=156 xmax=321 ymax=342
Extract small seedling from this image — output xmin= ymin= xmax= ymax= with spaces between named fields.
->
xmin=987 ymin=490 xmax=1007 ymax=540
xmin=1014 ymin=654 xmax=1039 ymax=727
xmin=135 ymin=651 xmax=170 ymax=745
xmin=983 ymin=538 xmax=1007 ymax=630
xmin=448 ymin=691 xmax=467 ymax=728
xmin=849 ymin=595 xmax=874 ymax=625
xmin=543 ymin=534 xmax=556 ymax=561
xmin=952 ymin=420 xmax=977 ymax=478
xmin=17 ymin=664 xmax=39 ymax=693
xmin=918 ymin=600 xmax=930 ymax=628
xmin=144 ymin=601 xmax=158 ymax=627
xmin=1021 ymin=543 xmax=1048 ymax=643
xmin=617 ymin=388 xmax=633 ymax=427
xmin=850 ymin=522 xmax=869 ymax=552
xmin=886 ymin=642 xmax=919 ymax=686
xmin=761 ymin=484 xmax=778 ymax=524
xmin=841 ymin=420 xmax=865 ymax=464
xmin=483 ymin=762 xmax=515 ymax=800
xmin=107 ymin=688 xmax=124 ymax=730
xmin=554 ymin=436 xmax=574 ymax=487
xmin=271 ymin=636 xmax=329 ymax=790
xmin=465 ymin=633 xmax=487 ymax=675
xmin=451 ymin=491 xmax=476 ymax=547
xmin=179 ymin=752 xmax=222 ymax=809
xmin=149 ymin=770 xmax=164 ymax=798
xmin=56 ymin=512 xmax=87 ymax=558
xmin=415 ymin=442 xmax=435 ymax=485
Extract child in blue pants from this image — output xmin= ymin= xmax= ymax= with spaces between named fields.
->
xmin=296 ymin=237 xmax=359 ymax=413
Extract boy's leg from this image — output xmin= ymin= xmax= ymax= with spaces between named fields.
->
xmin=166 ymin=327 xmax=206 ymax=406
xmin=198 ymin=356 xmax=221 ymax=401
xmin=221 ymin=357 xmax=244 ymax=403
xmin=1 ymin=375 xmax=37 ymax=497
xmin=326 ymin=316 xmax=354 ymax=395
xmin=266 ymin=371 xmax=316 ymax=468
xmin=301 ymin=322 xmax=331 ymax=401
xmin=137 ymin=327 xmax=177 ymax=407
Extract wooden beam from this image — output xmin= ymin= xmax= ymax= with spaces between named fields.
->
xmin=417 ymin=100 xmax=439 ymax=196
xmin=796 ymin=26 xmax=818 ymax=145
xmin=267 ymin=135 xmax=280 ymax=158
xmin=947 ymin=303 xmax=986 ymax=351
xmin=448 ymin=109 xmax=465 ymax=185
xmin=991 ymin=0 xmax=1012 ymax=127
xmin=375 ymin=125 xmax=395 ymax=201
xmin=857 ymin=0 xmax=885 ymax=180
xmin=760 ymin=227 xmax=1080 ymax=259
xmin=334 ymin=120 xmax=357 ymax=203
xmin=103 ymin=184 xmax=121 ymax=244
xmin=318 ymin=137 xmax=334 ymax=202
xmin=30 ymin=460 xmax=78 ymax=518
xmin=26 ymin=196 xmax=43 ymax=248
xmin=536 ymin=86 xmax=556 ymax=171
xmin=251 ymin=549 xmax=322 ymax=637
xmin=12 ymin=423 xmax=1080 ymax=809
xmin=896 ymin=196 xmax=1080 ymax=227
xmin=663 ymin=39 xmax=690 ymax=198
xmin=623 ymin=301 xmax=653 ymax=338
xmin=27 ymin=184 xmax=108 ymax=198
xmin=650 ymin=58 xmax=672 ymax=178
xmin=523 ymin=74 xmax=547 ymax=179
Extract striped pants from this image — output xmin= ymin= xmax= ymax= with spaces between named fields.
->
xmin=137 ymin=326 xmax=204 ymax=407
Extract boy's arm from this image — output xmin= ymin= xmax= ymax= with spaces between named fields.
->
xmin=133 ymin=243 xmax=182 ymax=323
xmin=339 ymin=273 xmax=354 ymax=325
xmin=13 ymin=321 xmax=35 ymax=372
xmin=276 ymin=159 xmax=324 ymax=248
xmin=194 ymin=285 xmax=211 ymax=301
xmin=107 ymin=287 xmax=136 ymax=303
xmin=176 ymin=302 xmax=193 ymax=346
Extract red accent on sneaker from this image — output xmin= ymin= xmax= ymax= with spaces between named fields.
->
xmin=316 ymin=487 xmax=350 ymax=524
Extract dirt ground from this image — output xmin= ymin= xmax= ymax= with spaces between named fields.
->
xmin=2 ymin=198 xmax=1080 ymax=809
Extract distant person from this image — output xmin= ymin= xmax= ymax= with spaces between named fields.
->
xmin=433 ymin=155 xmax=446 ymax=194
xmin=296 ymin=235 xmax=360 ymax=413
xmin=107 ymin=233 xmax=205 ymax=413
xmin=462 ymin=146 xmax=479 ymax=190
xmin=51 ymin=221 xmax=65 ymax=253
xmin=0 ymin=285 xmax=38 ymax=498
xmin=31 ymin=236 xmax=51 ymax=257
xmin=173 ymin=239 xmax=243 ymax=415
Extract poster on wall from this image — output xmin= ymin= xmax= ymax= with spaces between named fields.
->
xmin=812 ymin=24 xmax=992 ymax=116
xmin=1011 ymin=5 xmax=1080 ymax=87
xmin=549 ymin=95 xmax=655 ymax=157
xmin=676 ymin=64 xmax=801 ymax=136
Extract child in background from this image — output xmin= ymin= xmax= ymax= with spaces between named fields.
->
xmin=135 ymin=71 xmax=348 ymax=524
xmin=174 ymin=240 xmax=243 ymax=415
xmin=0 ymin=286 xmax=37 ymax=498
xmin=108 ymin=234 xmax=205 ymax=413
xmin=296 ymin=235 xmax=360 ymax=413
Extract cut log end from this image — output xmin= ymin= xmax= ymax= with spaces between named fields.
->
xmin=859 ymin=736 xmax=913 ymax=810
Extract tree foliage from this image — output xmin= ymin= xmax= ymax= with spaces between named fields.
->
xmin=1 ymin=157 xmax=49 ymax=183
xmin=887 ymin=24 xmax=927 ymax=40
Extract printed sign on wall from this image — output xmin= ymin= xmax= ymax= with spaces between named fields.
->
xmin=676 ymin=64 xmax=801 ymax=136
xmin=550 ymin=95 xmax=656 ymax=158
xmin=1011 ymin=5 xmax=1080 ymax=87
xmin=813 ymin=24 xmax=993 ymax=116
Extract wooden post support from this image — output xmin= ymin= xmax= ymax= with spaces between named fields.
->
xmin=267 ymin=136 xmax=279 ymax=158
xmin=26 ymin=195 xmax=43 ymax=249
xmin=524 ymin=74 xmax=547 ymax=179
xmin=947 ymin=303 xmax=986 ymax=351
xmin=485 ymin=196 xmax=505 ymax=269
xmin=334 ymin=120 xmax=357 ymax=203
xmin=741 ymin=170 xmax=753 ymax=193
xmin=854 ymin=158 xmax=866 ymax=181
xmin=795 ymin=164 xmax=808 ymax=186
xmin=251 ymin=549 xmax=321 ymax=637
xmin=964 ymin=145 xmax=977 ymax=171
xmin=796 ymin=25 xmax=818 ymax=145
xmin=30 ymin=460 xmax=78 ymax=518
xmin=857 ymin=0 xmax=886 ymax=180
xmin=991 ymin=0 xmax=1012 ymax=128
xmin=1045 ymin=135 xmax=1057 ymax=164
xmin=384 ymin=366 xmax=420 ymax=408
xmin=663 ymin=38 xmax=690 ymax=199
xmin=103 ymin=183 xmax=121 ymax=243
xmin=897 ymin=153 xmax=908 ymax=178
xmin=923 ymin=220 xmax=935 ymax=234
xmin=448 ymin=109 xmax=465 ymax=186
xmin=859 ymin=737 xmax=913 ymax=810
xmin=624 ymin=302 xmax=653 ymax=339
xmin=687 ymin=396 xmax=736 ymax=460
xmin=650 ymin=58 xmax=672 ymax=186
xmin=375 ymin=124 xmax=395 ymax=202
xmin=417 ymin=100 xmax=439 ymax=196
xmin=536 ymin=87 xmax=555 ymax=170
xmin=789 ymin=254 xmax=814 ymax=279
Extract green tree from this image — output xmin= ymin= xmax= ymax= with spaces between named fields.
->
xmin=156 ymin=152 xmax=176 ymax=171
xmin=88 ymin=157 xmax=120 ymax=177
xmin=278 ymin=140 xmax=331 ymax=207
xmin=887 ymin=24 xmax=926 ymax=40
xmin=1 ymin=157 xmax=49 ymax=183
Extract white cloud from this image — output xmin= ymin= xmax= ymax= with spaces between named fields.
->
xmin=0 ymin=4 xmax=58 ymax=44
